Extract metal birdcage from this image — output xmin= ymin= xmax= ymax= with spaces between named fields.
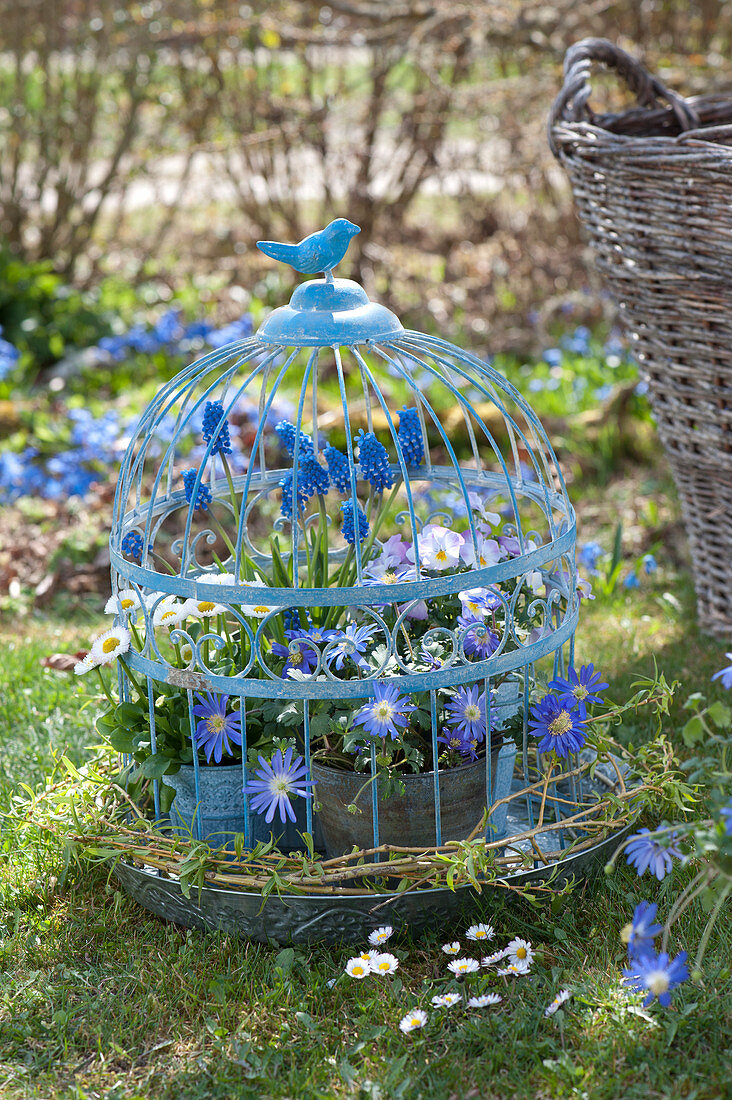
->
xmin=106 ymin=222 xmax=601 ymax=941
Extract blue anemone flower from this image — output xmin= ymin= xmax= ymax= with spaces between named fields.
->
xmin=327 ymin=621 xmax=378 ymax=671
xmin=340 ymin=500 xmax=369 ymax=545
xmin=243 ymin=747 xmax=315 ymax=824
xmin=458 ymin=615 xmax=499 ymax=660
xmin=270 ymin=632 xmax=320 ymax=678
xmin=191 ymin=692 xmax=242 ymax=763
xmin=397 ymin=407 xmax=424 ymax=467
xmin=353 ymin=682 xmax=415 ymax=740
xmin=623 ymin=901 xmax=663 ymax=960
xmin=355 ymin=430 xmax=393 ymax=492
xmin=547 ymin=664 xmax=608 ymax=718
xmin=528 ymin=695 xmax=586 ymax=758
xmin=721 ymin=801 xmax=732 ymax=836
xmin=711 ymin=653 xmax=732 ymax=689
xmin=202 ymin=400 xmax=233 ymax=456
xmin=625 ymin=829 xmax=682 ymax=881
xmin=182 ymin=468 xmax=212 ymax=511
xmin=444 ymin=684 xmax=488 ymax=742
xmin=622 ymin=950 xmax=689 ymax=1008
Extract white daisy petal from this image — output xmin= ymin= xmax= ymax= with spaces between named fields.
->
xmin=398 ymin=1009 xmax=427 ymax=1034
xmin=467 ymin=993 xmax=502 ymax=1008
xmin=447 ymin=958 xmax=480 ymax=977
xmin=371 ymin=952 xmax=399 ymax=975
xmin=73 ymin=652 xmax=99 ymax=675
xmin=545 ymin=989 xmax=572 ymax=1017
xmin=345 ymin=957 xmax=370 ymax=979
xmin=368 ymin=925 xmax=393 ymax=947
xmin=104 ymin=589 xmax=141 ymax=616
xmin=441 ymin=941 xmax=461 ymax=955
xmin=431 ymin=993 xmax=462 ymax=1008
xmin=89 ymin=626 xmax=131 ymax=666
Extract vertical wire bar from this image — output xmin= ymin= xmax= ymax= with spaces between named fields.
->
xmin=239 ymin=697 xmax=251 ymax=849
xmin=304 ymin=698 xmax=313 ymax=838
xmin=430 ymin=690 xmax=442 ymax=847
xmin=522 ymin=667 xmax=535 ymax=839
xmin=370 ymin=738 xmax=380 ymax=860
xmin=335 ymin=346 xmax=365 ymax=584
xmin=146 ymin=675 xmax=161 ymax=821
xmin=484 ymin=676 xmax=493 ymax=840
xmin=186 ymin=687 xmax=203 ymax=841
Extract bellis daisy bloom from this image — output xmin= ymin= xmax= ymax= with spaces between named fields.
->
xmin=191 ymin=692 xmax=243 ymax=763
xmin=467 ymin=993 xmax=502 ymax=1008
xmin=371 ymin=953 xmax=399 ymax=975
xmin=625 ymin=828 xmax=682 ymax=880
xmin=184 ymin=597 xmax=228 ymax=618
xmin=104 ymin=589 xmax=141 ymax=616
xmin=73 ymin=652 xmax=99 ymax=675
xmin=368 ymin=926 xmax=393 ymax=946
xmin=497 ymin=961 xmax=530 ymax=977
xmin=399 ymin=1009 xmax=428 ymax=1034
xmin=545 ymin=989 xmax=572 ymax=1017
xmin=151 ymin=597 xmax=189 ymax=628
xmin=481 ymin=950 xmax=508 ymax=967
xmin=621 ymin=901 xmax=663 ymax=959
xmin=622 ymin=950 xmax=689 ymax=1007
xmin=345 ymin=958 xmax=370 ymax=979
xmin=447 ymin=958 xmax=480 ymax=977
xmin=466 ymin=923 xmax=495 ymax=943
xmin=441 ymin=942 xmax=460 ymax=955
xmin=354 ymin=682 xmax=416 ymax=741
xmin=431 ymin=993 xmax=461 ymax=1008
xmin=505 ymin=937 xmax=533 ymax=967
xmin=358 ymin=949 xmax=381 ymax=968
xmin=90 ymin=626 xmax=131 ymax=666
xmin=244 ymin=747 xmax=315 ymax=824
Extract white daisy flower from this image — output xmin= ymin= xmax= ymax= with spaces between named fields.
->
xmin=447 ymin=958 xmax=480 ymax=977
xmin=90 ymin=626 xmax=131 ymax=666
xmin=371 ymin=953 xmax=399 ymax=976
xmin=152 ymin=598 xmax=188 ymax=628
xmin=496 ymin=961 xmax=530 ymax=977
xmin=358 ymin=949 xmax=381 ymax=967
xmin=545 ymin=989 xmax=572 ymax=1017
xmin=345 ymin=957 xmax=370 ymax=979
xmin=505 ymin=937 xmax=534 ymax=967
xmin=467 ymin=993 xmax=502 ymax=1008
xmin=368 ymin=926 xmax=393 ymax=947
xmin=203 ymin=572 xmax=238 ymax=586
xmin=184 ymin=597 xmax=228 ymax=618
xmin=239 ymin=580 xmax=281 ymax=619
xmin=73 ymin=652 xmax=99 ymax=676
xmin=431 ymin=992 xmax=462 ymax=1008
xmin=481 ymin=949 xmax=508 ymax=967
xmin=466 ymin=923 xmax=495 ymax=943
xmin=398 ymin=1009 xmax=427 ymax=1034
xmin=441 ymin=941 xmax=461 ymax=955
xmin=104 ymin=589 xmax=141 ymax=616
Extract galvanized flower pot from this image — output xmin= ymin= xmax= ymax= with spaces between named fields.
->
xmin=311 ymin=739 xmax=516 ymax=857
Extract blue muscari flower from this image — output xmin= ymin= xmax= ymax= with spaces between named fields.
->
xmin=282 ymin=607 xmax=310 ymax=632
xmin=643 ymin=553 xmax=657 ymax=575
xmin=191 ymin=692 xmax=242 ymax=764
xmin=279 ymin=469 xmax=314 ymax=518
xmin=121 ymin=531 xmax=144 ymax=561
xmin=527 ymin=695 xmax=586 ymax=758
xmin=353 ymin=682 xmax=416 ymax=741
xmin=244 ymin=747 xmax=315 ymax=824
xmin=340 ymin=499 xmax=369 ymax=544
xmin=182 ymin=319 xmax=215 ymax=342
xmin=182 ymin=468 xmax=212 ymax=511
xmin=623 ymin=901 xmax=663 ymax=960
xmin=153 ymin=308 xmax=183 ymax=344
xmin=547 ymin=664 xmax=608 ymax=719
xmin=206 ymin=314 xmax=254 ymax=349
xmin=97 ymin=334 xmax=128 ymax=361
xmin=625 ymin=828 xmax=682 ymax=880
xmin=275 ymin=419 xmax=314 ymax=459
xmin=623 ymin=572 xmax=640 ymax=589
xmin=622 ymin=949 xmax=688 ymax=1008
xmin=125 ymin=324 xmax=163 ymax=354
xmin=355 ymin=430 xmax=393 ymax=491
xmin=202 ymin=400 xmax=233 ymax=456
xmin=578 ymin=541 xmax=603 ymax=575
xmin=397 ymin=408 xmax=424 ymax=467
xmin=299 ymin=453 xmax=330 ymax=497
xmin=324 ymin=444 xmax=351 ymax=493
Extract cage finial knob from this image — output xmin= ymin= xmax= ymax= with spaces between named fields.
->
xmin=256 ymin=219 xmax=361 ymax=282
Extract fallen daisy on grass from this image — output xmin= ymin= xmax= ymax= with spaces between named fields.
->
xmin=481 ymin=949 xmax=508 ymax=967
xmin=368 ymin=925 xmax=393 ymax=946
xmin=431 ymin=992 xmax=462 ymax=1008
xmin=345 ymin=958 xmax=371 ymax=979
xmin=467 ymin=993 xmax=502 ymax=1008
xmin=441 ymin=942 xmax=461 ymax=955
xmin=371 ymin=953 xmax=399 ymax=975
xmin=447 ymin=958 xmax=480 ymax=977
xmin=545 ymin=989 xmax=572 ymax=1017
xmin=466 ymin=923 xmax=495 ymax=943
xmin=399 ymin=1009 xmax=428 ymax=1034
xmin=505 ymin=937 xmax=534 ymax=967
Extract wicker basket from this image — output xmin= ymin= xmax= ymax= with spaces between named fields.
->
xmin=549 ymin=37 xmax=732 ymax=636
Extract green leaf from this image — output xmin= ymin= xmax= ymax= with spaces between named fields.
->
xmin=706 ymin=701 xmax=731 ymax=729
xmin=681 ymin=715 xmax=705 ymax=747
xmin=138 ymin=753 xmax=173 ymax=779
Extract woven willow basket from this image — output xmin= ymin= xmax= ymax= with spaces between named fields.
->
xmin=549 ymin=37 xmax=732 ymax=636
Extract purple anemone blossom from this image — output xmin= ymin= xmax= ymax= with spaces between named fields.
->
xmin=243 ymin=747 xmax=315 ymax=824
xmin=271 ymin=636 xmax=318 ymax=678
xmin=191 ymin=692 xmax=242 ymax=763
xmin=548 ymin=663 xmax=608 ymax=718
xmin=528 ymin=694 xmax=586 ymax=758
xmin=353 ymin=682 xmax=416 ymax=741
xmin=622 ymin=949 xmax=689 ymax=1008
xmin=624 ymin=828 xmax=683 ymax=881
xmin=326 ymin=621 xmax=378 ymax=671
xmin=458 ymin=614 xmax=499 ymax=660
xmin=437 ymin=727 xmax=480 ymax=761
xmin=623 ymin=901 xmax=663 ymax=960
xmin=444 ymin=684 xmax=488 ymax=742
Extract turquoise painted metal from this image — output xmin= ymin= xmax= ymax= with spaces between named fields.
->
xmin=109 ymin=224 xmax=579 ymax=858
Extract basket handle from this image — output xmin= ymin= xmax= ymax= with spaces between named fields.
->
xmin=548 ymin=37 xmax=699 ymax=154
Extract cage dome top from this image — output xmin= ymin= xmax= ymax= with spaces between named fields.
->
xmin=110 ymin=223 xmax=577 ymax=701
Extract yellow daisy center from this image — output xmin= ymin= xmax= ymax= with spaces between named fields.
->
xmin=475 ymin=930 xmax=487 ymax=939
xmin=120 ymin=598 xmax=134 ymax=609
xmin=353 ymin=965 xmax=365 ymax=976
xmin=162 ymin=610 xmax=177 ymax=621
xmin=377 ymin=962 xmax=390 ymax=971
xmin=198 ymin=601 xmax=216 ymax=613
xmin=102 ymin=637 xmax=121 ymax=654
xmin=253 ymin=605 xmax=269 ymax=615
xmin=516 ymin=947 xmax=527 ymax=958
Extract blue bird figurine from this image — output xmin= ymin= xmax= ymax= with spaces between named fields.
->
xmin=257 ymin=219 xmax=361 ymax=280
